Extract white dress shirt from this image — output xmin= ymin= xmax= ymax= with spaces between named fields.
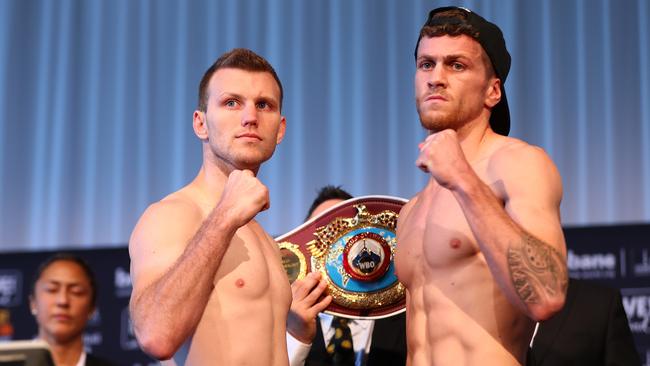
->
xmin=75 ymin=351 xmax=87 ymax=366
xmin=287 ymin=313 xmax=375 ymax=366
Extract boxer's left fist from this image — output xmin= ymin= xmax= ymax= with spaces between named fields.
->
xmin=415 ymin=129 xmax=470 ymax=189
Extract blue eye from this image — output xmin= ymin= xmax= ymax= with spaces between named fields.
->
xmin=420 ymin=62 xmax=433 ymax=70
xmin=451 ymin=62 xmax=465 ymax=71
xmin=225 ymin=100 xmax=237 ymax=107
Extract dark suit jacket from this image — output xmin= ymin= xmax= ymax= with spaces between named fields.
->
xmin=527 ymin=279 xmax=641 ymax=366
xmin=304 ymin=312 xmax=407 ymax=366
xmin=86 ymin=353 xmax=118 ymax=366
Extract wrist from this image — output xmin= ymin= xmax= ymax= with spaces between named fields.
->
xmin=443 ymin=163 xmax=472 ymax=191
xmin=210 ymin=204 xmax=240 ymax=230
xmin=287 ymin=328 xmax=313 ymax=345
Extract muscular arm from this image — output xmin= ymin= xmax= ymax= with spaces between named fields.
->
xmin=129 ymin=201 xmax=238 ymax=359
xmin=417 ymin=131 xmax=567 ymax=321
xmin=452 ymin=152 xmax=567 ymax=320
xmin=129 ymin=170 xmax=269 ymax=359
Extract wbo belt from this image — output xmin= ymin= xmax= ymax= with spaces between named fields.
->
xmin=275 ymin=195 xmax=407 ymax=319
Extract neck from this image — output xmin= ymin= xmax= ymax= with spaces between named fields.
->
xmin=452 ymin=116 xmax=494 ymax=164
xmin=190 ymin=164 xmax=228 ymax=204
xmin=40 ymin=334 xmax=83 ymax=366
xmin=202 ymin=144 xmax=261 ymax=176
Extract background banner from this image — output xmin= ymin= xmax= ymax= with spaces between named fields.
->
xmin=1 ymin=224 xmax=648 ymax=365
xmin=0 ymin=247 xmax=154 ymax=366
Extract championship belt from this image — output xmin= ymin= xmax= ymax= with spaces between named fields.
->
xmin=275 ymin=195 xmax=407 ymax=319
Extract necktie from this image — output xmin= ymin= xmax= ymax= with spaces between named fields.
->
xmin=326 ymin=316 xmax=355 ymax=366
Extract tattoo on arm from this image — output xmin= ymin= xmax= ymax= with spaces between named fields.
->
xmin=507 ymin=233 xmax=568 ymax=304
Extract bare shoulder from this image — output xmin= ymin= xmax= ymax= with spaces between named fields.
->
xmin=400 ymin=194 xmax=419 ymax=215
xmin=484 ymin=136 xmax=563 ymax=214
xmin=130 ymin=189 xmax=204 ymax=249
xmin=397 ymin=193 xmax=420 ymax=233
xmin=489 ymin=137 xmax=554 ymax=168
xmin=129 ymin=188 xmax=205 ymax=290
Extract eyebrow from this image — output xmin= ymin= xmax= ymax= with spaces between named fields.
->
xmin=217 ymin=92 xmax=244 ymax=102
xmin=220 ymin=92 xmax=276 ymax=100
xmin=218 ymin=92 xmax=279 ymax=107
xmin=418 ymin=53 xmax=471 ymax=62
xmin=218 ymin=92 xmax=244 ymax=101
xmin=42 ymin=279 xmax=86 ymax=287
xmin=256 ymin=95 xmax=279 ymax=107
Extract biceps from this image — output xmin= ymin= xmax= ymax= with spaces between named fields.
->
xmin=505 ymin=199 xmax=565 ymax=255
xmin=129 ymin=221 xmax=191 ymax=294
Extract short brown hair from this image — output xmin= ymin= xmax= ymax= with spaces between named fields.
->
xmin=197 ymin=48 xmax=284 ymax=112
xmin=418 ymin=8 xmax=480 ymax=41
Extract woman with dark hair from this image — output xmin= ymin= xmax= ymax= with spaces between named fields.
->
xmin=29 ymin=254 xmax=114 ymax=366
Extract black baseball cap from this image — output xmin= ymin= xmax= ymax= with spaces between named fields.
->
xmin=416 ymin=6 xmax=511 ymax=136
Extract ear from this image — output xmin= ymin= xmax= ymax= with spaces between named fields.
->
xmin=275 ymin=116 xmax=287 ymax=145
xmin=29 ymin=296 xmax=36 ymax=315
xmin=485 ymin=78 xmax=502 ymax=109
xmin=193 ymin=110 xmax=209 ymax=140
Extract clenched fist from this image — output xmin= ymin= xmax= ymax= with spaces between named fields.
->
xmin=216 ymin=169 xmax=270 ymax=228
xmin=415 ymin=129 xmax=471 ymax=190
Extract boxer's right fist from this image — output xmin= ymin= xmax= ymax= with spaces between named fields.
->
xmin=217 ymin=169 xmax=270 ymax=227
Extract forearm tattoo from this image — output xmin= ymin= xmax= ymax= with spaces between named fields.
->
xmin=507 ymin=233 xmax=568 ymax=303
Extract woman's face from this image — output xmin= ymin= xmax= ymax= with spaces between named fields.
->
xmin=30 ymin=260 xmax=94 ymax=344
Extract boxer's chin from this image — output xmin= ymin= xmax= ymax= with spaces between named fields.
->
xmin=419 ymin=112 xmax=450 ymax=133
xmin=416 ymin=103 xmax=441 ymax=129
xmin=417 ymin=104 xmax=464 ymax=133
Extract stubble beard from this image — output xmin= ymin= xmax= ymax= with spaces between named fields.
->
xmin=417 ymin=103 xmax=462 ymax=133
xmin=209 ymin=141 xmax=275 ymax=172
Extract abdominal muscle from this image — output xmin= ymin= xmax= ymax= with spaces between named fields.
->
xmin=396 ymin=187 xmax=533 ymax=366
xmin=404 ymin=260 xmax=529 ymax=366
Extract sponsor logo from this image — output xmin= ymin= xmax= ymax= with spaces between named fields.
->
xmin=0 ymin=270 xmax=22 ymax=307
xmin=120 ymin=307 xmax=139 ymax=350
xmin=114 ymin=267 xmax=133 ymax=298
xmin=0 ymin=308 xmax=14 ymax=339
xmin=87 ymin=309 xmax=102 ymax=327
xmin=621 ymin=288 xmax=650 ymax=335
xmin=633 ymin=249 xmax=650 ymax=277
xmin=567 ymin=250 xmax=617 ymax=279
xmin=83 ymin=331 xmax=103 ymax=347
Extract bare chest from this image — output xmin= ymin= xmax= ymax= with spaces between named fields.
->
xmin=396 ymin=185 xmax=481 ymax=286
xmin=212 ymin=222 xmax=291 ymax=303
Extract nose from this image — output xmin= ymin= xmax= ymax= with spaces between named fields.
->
xmin=241 ymin=103 xmax=258 ymax=127
xmin=427 ymin=64 xmax=447 ymax=89
xmin=55 ymin=289 xmax=70 ymax=307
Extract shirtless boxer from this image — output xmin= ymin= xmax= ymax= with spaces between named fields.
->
xmin=394 ymin=7 xmax=568 ymax=366
xmin=129 ymin=48 xmax=290 ymax=365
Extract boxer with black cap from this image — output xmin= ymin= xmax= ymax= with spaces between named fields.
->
xmin=395 ymin=7 xmax=568 ymax=365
